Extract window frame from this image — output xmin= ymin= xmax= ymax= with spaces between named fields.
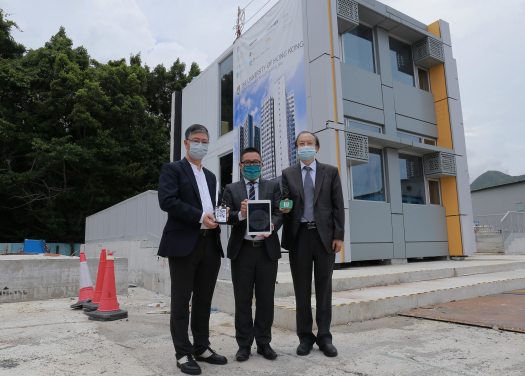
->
xmin=349 ymin=147 xmax=387 ymax=203
xmin=416 ymin=67 xmax=431 ymax=92
xmin=345 ymin=117 xmax=383 ymax=134
xmin=397 ymin=131 xmax=437 ymax=146
xmin=388 ymin=34 xmax=416 ymax=87
xmin=339 ymin=23 xmax=378 ymax=74
xmin=218 ymin=53 xmax=234 ymax=138
xmin=427 ymin=178 xmax=442 ymax=206
xmin=398 ymin=151 xmax=427 ymax=205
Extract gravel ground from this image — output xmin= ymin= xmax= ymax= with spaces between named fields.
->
xmin=1 ymin=287 xmax=524 ymax=376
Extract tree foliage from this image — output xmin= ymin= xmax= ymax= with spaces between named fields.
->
xmin=0 ymin=11 xmax=200 ymax=245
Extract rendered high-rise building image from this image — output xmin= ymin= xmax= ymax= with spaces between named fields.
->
xmin=286 ymin=90 xmax=296 ymax=166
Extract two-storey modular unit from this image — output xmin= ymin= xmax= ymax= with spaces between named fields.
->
xmin=177 ymin=0 xmax=475 ymax=263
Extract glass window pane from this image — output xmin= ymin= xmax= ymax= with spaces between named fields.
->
xmin=399 ymin=153 xmax=425 ymax=205
xmin=397 ymin=132 xmax=421 ymax=143
xmin=424 ymin=139 xmax=436 ymax=146
xmin=418 ymin=68 xmax=430 ymax=92
xmin=389 ymin=37 xmax=415 ymax=87
xmin=428 ymin=180 xmax=441 ymax=205
xmin=220 ymin=54 xmax=233 ymax=136
xmin=352 ymin=148 xmax=385 ymax=201
xmin=347 ymin=119 xmax=381 ymax=133
xmin=343 ymin=25 xmax=375 ymax=73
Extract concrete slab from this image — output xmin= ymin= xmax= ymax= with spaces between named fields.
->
xmin=2 ymin=287 xmax=525 ymax=375
xmin=0 ymin=254 xmax=128 ymax=303
xmin=398 ymin=290 xmax=525 ymax=333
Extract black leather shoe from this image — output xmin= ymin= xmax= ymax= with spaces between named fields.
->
xmin=257 ymin=344 xmax=277 ymax=360
xmin=176 ymin=354 xmax=202 ymax=375
xmin=319 ymin=343 xmax=338 ymax=357
xmin=195 ymin=347 xmax=227 ymax=365
xmin=236 ymin=346 xmax=251 ymax=361
xmin=296 ymin=341 xmax=313 ymax=356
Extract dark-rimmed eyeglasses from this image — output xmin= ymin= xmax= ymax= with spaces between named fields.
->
xmin=241 ymin=160 xmax=262 ymax=166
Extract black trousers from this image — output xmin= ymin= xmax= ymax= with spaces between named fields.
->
xmin=168 ymin=233 xmax=221 ymax=357
xmin=289 ymin=226 xmax=335 ymax=346
xmin=231 ymin=241 xmax=278 ymax=347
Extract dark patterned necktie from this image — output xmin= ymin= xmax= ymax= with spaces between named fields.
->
xmin=248 ymin=182 xmax=255 ymax=200
xmin=303 ymin=166 xmax=315 ymax=222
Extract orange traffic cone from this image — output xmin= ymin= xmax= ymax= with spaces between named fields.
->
xmin=83 ymin=249 xmax=107 ymax=312
xmin=85 ymin=251 xmax=128 ymax=321
xmin=70 ymin=251 xmax=95 ymax=309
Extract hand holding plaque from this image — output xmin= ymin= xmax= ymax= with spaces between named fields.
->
xmin=214 ymin=186 xmax=227 ymax=224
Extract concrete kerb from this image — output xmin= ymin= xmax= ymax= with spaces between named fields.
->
xmin=274 ymin=276 xmax=525 ymax=330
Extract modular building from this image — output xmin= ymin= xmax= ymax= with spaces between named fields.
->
xmin=176 ymin=0 xmax=475 ymax=264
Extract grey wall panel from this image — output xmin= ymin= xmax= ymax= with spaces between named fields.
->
xmin=455 ymin=155 xmax=473 ymax=217
xmin=301 ymin=0 xmax=311 ymax=99
xmin=109 ymin=207 xmax=118 ymax=238
xmin=471 ymin=181 xmax=525 ymax=216
xmin=381 ymin=85 xmax=397 ymax=136
xmin=439 ymin=20 xmax=452 ymax=47
xmin=385 ymin=6 xmax=426 ymax=31
xmin=447 ymin=98 xmax=466 ymax=157
xmin=349 ymin=200 xmax=393 ymax=243
xmin=343 ymin=100 xmax=385 ymax=125
xmin=309 ymin=54 xmax=337 ymax=132
xmin=403 ymin=204 xmax=448 ymax=242
xmin=358 ymin=5 xmax=387 ymax=26
xmin=393 ymin=81 xmax=437 ymax=125
xmin=305 ymin=0 xmax=337 ymax=62
xmin=405 ymin=242 xmax=449 ymax=258
xmin=384 ymin=148 xmax=403 ymax=214
xmin=374 ymin=27 xmax=393 ymax=87
xmin=126 ymin=197 xmax=137 ymax=236
xmin=117 ymin=203 xmax=127 ymax=238
xmin=137 ymin=193 xmax=147 ymax=235
xmin=350 ymin=243 xmax=394 ymax=261
xmin=392 ymin=214 xmax=406 ymax=258
xmin=396 ymin=114 xmax=438 ymax=138
xmin=460 ymin=214 xmax=476 ymax=256
xmin=340 ymin=62 xmax=384 ymax=110
xmin=443 ymin=45 xmax=460 ymax=101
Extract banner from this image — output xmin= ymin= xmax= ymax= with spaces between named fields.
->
xmin=233 ymin=0 xmax=307 ymax=181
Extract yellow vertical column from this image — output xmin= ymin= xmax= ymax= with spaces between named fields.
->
xmin=428 ymin=21 xmax=463 ymax=256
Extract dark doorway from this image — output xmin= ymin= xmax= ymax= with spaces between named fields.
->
xmin=220 ymin=153 xmax=233 ymax=197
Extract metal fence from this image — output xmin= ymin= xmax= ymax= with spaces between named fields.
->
xmin=473 ymin=214 xmax=505 ymax=253
xmin=501 ymin=211 xmax=525 ymax=244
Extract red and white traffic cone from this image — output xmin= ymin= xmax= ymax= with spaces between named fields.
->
xmin=70 ymin=252 xmax=95 ymax=309
xmin=83 ymin=249 xmax=107 ymax=312
xmin=85 ymin=251 xmax=128 ymax=321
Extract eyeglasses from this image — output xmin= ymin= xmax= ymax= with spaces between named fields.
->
xmin=297 ymin=141 xmax=316 ymax=147
xmin=188 ymin=139 xmax=209 ymax=145
xmin=241 ymin=160 xmax=262 ymax=166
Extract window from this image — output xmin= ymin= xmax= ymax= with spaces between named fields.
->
xmin=346 ymin=119 xmax=382 ymax=133
xmin=428 ymin=180 xmax=441 ymax=205
xmin=352 ymin=148 xmax=385 ymax=201
xmin=219 ymin=153 xmax=233 ymax=194
xmin=389 ymin=37 xmax=415 ymax=87
xmin=399 ymin=154 xmax=425 ymax=205
xmin=418 ymin=68 xmax=430 ymax=92
xmin=342 ymin=24 xmax=375 ymax=73
xmin=220 ymin=54 xmax=233 ymax=136
xmin=398 ymin=131 xmax=437 ymax=146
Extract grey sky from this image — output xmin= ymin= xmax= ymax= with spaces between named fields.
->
xmin=2 ymin=0 xmax=523 ymax=182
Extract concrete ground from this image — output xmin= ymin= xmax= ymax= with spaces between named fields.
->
xmin=1 ymin=288 xmax=525 ymax=376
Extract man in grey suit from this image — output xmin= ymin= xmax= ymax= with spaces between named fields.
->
xmin=280 ymin=131 xmax=344 ymax=358
xmin=223 ymin=147 xmax=283 ymax=362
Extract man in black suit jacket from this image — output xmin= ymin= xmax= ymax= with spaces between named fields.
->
xmin=222 ymin=147 xmax=283 ymax=362
xmin=158 ymin=124 xmax=228 ymax=375
xmin=280 ymin=131 xmax=344 ymax=358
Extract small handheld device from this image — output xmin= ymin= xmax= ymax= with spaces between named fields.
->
xmin=280 ymin=200 xmax=293 ymax=210
xmin=214 ymin=186 xmax=227 ymax=224
xmin=247 ymin=200 xmax=272 ymax=236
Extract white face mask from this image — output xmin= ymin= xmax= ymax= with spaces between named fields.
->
xmin=188 ymin=142 xmax=208 ymax=160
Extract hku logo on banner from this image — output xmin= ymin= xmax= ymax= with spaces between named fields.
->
xmin=233 ymin=0 xmax=307 ymax=181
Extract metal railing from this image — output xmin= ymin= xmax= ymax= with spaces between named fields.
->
xmin=474 ymin=214 xmax=505 ymax=253
xmin=501 ymin=211 xmax=525 ymax=244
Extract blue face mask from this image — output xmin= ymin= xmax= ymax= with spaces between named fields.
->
xmin=188 ymin=142 xmax=208 ymax=160
xmin=297 ymin=146 xmax=317 ymax=161
xmin=243 ymin=165 xmax=261 ymax=181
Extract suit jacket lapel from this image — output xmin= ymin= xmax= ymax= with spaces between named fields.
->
xmin=258 ymin=178 xmax=267 ymax=200
xmin=293 ymin=163 xmax=304 ymax=201
xmin=237 ymin=179 xmax=248 ymax=202
xmin=313 ymin=160 xmax=325 ymax=204
xmin=203 ymin=168 xmax=216 ymax=206
xmin=181 ymin=158 xmax=201 ymax=204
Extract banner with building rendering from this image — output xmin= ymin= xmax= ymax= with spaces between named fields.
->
xmin=233 ymin=0 xmax=307 ymax=181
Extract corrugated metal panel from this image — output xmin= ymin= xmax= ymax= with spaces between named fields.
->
xmin=84 ymin=190 xmax=167 ymax=247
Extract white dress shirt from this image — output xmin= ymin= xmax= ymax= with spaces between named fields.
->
xmin=238 ymin=178 xmax=265 ymax=240
xmin=188 ymin=160 xmax=215 ymax=230
xmin=300 ymin=159 xmax=316 ymax=222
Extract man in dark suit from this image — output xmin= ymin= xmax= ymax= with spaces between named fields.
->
xmin=158 ymin=124 xmax=228 ymax=375
xmin=280 ymin=131 xmax=344 ymax=358
xmin=222 ymin=147 xmax=283 ymax=362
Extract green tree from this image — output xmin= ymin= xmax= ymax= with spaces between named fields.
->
xmin=0 ymin=16 xmax=200 ymax=248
